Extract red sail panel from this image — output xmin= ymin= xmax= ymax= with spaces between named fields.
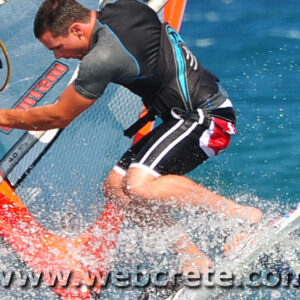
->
xmin=0 ymin=180 xmax=123 ymax=298
xmin=163 ymin=0 xmax=187 ymax=31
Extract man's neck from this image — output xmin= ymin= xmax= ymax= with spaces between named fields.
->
xmin=86 ymin=11 xmax=97 ymax=47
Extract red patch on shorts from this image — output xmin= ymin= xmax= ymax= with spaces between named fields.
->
xmin=208 ymin=117 xmax=236 ymax=155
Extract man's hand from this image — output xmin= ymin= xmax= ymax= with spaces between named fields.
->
xmin=0 ymin=84 xmax=96 ymax=131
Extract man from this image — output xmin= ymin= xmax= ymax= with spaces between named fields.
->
xmin=0 ymin=0 xmax=261 ymax=274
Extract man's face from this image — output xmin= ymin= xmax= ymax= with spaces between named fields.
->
xmin=39 ymin=29 xmax=88 ymax=60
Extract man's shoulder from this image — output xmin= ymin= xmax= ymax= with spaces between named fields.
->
xmin=80 ymin=26 xmax=122 ymax=74
xmin=78 ymin=24 xmax=139 ymax=86
xmin=87 ymin=26 xmax=116 ymax=60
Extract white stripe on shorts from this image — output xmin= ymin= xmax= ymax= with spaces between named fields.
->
xmin=113 ymin=165 xmax=127 ymax=176
xmin=129 ymin=163 xmax=161 ymax=178
xmin=199 ymin=120 xmax=216 ymax=157
xmin=139 ymin=119 xmax=184 ymax=165
xmin=150 ymin=121 xmax=198 ymax=169
xmin=219 ymin=98 xmax=233 ymax=108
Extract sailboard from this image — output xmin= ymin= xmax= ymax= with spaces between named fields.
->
xmin=166 ymin=204 xmax=300 ymax=300
xmin=0 ymin=0 xmax=187 ymax=299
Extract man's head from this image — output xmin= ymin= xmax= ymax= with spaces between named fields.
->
xmin=34 ymin=0 xmax=94 ymax=60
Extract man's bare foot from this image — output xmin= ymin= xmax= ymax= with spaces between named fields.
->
xmin=239 ymin=206 xmax=262 ymax=224
xmin=173 ymin=235 xmax=213 ymax=274
xmin=223 ymin=231 xmax=249 ymax=256
xmin=223 ymin=207 xmax=262 ymax=256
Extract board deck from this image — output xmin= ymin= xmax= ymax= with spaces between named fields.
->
xmin=166 ymin=205 xmax=300 ymax=300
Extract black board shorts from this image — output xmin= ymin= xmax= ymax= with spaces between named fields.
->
xmin=114 ymin=108 xmax=236 ymax=178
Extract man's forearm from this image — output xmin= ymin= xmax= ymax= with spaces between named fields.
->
xmin=0 ymin=105 xmax=69 ymax=131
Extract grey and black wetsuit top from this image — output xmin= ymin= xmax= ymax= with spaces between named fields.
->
xmin=73 ymin=0 xmax=235 ymax=124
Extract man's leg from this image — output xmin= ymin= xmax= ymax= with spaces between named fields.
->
xmin=103 ymin=168 xmax=213 ymax=272
xmin=173 ymin=235 xmax=213 ymax=274
xmin=103 ymin=168 xmax=174 ymax=227
xmin=104 ymin=114 xmax=262 ymax=273
xmin=123 ymin=167 xmax=262 ymax=224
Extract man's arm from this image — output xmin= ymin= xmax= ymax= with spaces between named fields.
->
xmin=0 ymin=84 xmax=96 ymax=131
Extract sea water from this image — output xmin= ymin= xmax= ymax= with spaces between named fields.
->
xmin=182 ymin=0 xmax=300 ymax=208
xmin=175 ymin=1 xmax=300 ymax=299
xmin=0 ymin=0 xmax=299 ymax=299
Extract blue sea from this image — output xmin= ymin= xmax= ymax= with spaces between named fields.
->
xmin=181 ymin=0 xmax=300 ymax=211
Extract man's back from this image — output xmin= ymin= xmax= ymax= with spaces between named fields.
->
xmin=98 ymin=0 xmax=161 ymax=76
xmin=74 ymin=0 xmax=162 ymax=100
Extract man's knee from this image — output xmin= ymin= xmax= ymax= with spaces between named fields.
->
xmin=103 ymin=169 xmax=125 ymax=203
xmin=122 ymin=179 xmax=145 ymax=200
xmin=122 ymin=167 xmax=155 ymax=201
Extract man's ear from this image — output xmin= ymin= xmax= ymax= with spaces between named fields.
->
xmin=70 ymin=23 xmax=83 ymax=39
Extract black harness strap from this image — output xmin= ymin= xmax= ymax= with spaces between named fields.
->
xmin=123 ymin=107 xmax=156 ymax=138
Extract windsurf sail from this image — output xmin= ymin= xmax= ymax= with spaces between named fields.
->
xmin=0 ymin=0 xmax=188 ymax=299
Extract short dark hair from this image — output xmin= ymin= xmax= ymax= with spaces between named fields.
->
xmin=34 ymin=0 xmax=91 ymax=38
